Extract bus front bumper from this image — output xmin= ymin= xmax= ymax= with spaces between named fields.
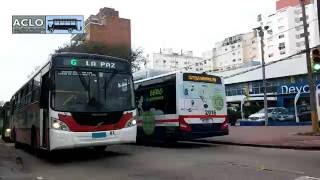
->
xmin=49 ymin=126 xmax=137 ymax=151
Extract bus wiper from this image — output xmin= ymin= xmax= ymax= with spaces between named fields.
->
xmin=73 ymin=67 xmax=92 ymax=104
xmin=104 ymin=69 xmax=118 ymax=101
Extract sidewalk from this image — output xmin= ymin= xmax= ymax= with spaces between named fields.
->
xmin=195 ymin=126 xmax=320 ymax=150
xmin=0 ymin=140 xmax=28 ymax=179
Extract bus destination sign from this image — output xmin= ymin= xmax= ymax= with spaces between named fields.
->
xmin=183 ymin=73 xmax=221 ymax=84
xmin=68 ymin=58 xmax=116 ymax=69
xmin=54 ymin=57 xmax=130 ymax=72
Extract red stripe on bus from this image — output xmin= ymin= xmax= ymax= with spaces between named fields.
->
xmin=58 ymin=112 xmax=133 ymax=132
xmin=137 ymin=119 xmax=179 ymax=124
xmin=180 ymin=115 xmax=227 ymax=119
xmin=157 ymin=119 xmax=179 ymax=123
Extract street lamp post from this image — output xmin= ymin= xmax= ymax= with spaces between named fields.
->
xmin=300 ymin=0 xmax=319 ymax=133
xmin=255 ymin=23 xmax=268 ymax=126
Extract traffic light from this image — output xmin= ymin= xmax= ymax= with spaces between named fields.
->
xmin=312 ymin=48 xmax=320 ymax=73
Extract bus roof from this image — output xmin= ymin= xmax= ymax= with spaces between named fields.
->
xmin=134 ymin=71 xmax=179 ymax=84
xmin=134 ymin=71 xmax=223 ymax=83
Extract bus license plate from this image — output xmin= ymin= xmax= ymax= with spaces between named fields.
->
xmin=92 ymin=132 xmax=106 ymax=138
xmin=201 ymin=118 xmax=213 ymax=123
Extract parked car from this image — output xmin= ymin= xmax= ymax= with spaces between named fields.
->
xmin=297 ymin=105 xmax=311 ymax=122
xmin=274 ymin=109 xmax=295 ymax=121
xmin=248 ymin=107 xmax=287 ymax=121
xmin=227 ymin=107 xmax=241 ymax=126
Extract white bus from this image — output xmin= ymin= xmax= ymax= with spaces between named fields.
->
xmin=134 ymin=71 xmax=228 ymax=142
xmin=10 ymin=52 xmax=137 ymax=152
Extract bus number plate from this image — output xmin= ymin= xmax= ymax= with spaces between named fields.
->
xmin=92 ymin=132 xmax=106 ymax=138
xmin=201 ymin=118 xmax=213 ymax=123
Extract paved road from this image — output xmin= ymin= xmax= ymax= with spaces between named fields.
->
xmin=1 ymin=141 xmax=320 ymax=180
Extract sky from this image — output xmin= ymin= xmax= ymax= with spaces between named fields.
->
xmin=0 ymin=0 xmax=275 ymax=101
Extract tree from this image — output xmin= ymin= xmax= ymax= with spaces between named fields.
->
xmin=55 ymin=42 xmax=144 ymax=72
xmin=0 ymin=101 xmax=4 ymax=107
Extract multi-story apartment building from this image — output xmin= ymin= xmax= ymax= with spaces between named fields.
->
xmin=261 ymin=0 xmax=320 ymax=63
xmin=203 ymin=31 xmax=260 ymax=71
xmin=152 ymin=48 xmax=204 ymax=72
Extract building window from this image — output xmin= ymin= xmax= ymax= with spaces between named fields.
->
xmin=296 ymin=41 xmax=305 ymax=47
xmin=163 ymin=60 xmax=166 ymax=64
xmin=298 ymin=32 xmax=310 ymax=38
xmin=225 ymin=48 xmax=228 ymax=51
xmin=295 ymin=24 xmax=309 ymax=31
xmin=232 ymin=59 xmax=236 ymax=62
xmin=268 ymin=53 xmax=274 ymax=58
xmin=278 ymin=26 xmax=285 ymax=30
xmin=267 ymin=29 xmax=273 ymax=35
xmin=278 ymin=17 xmax=284 ymax=22
xmin=238 ymin=58 xmax=242 ymax=61
xmin=279 ymin=42 xmax=285 ymax=50
xmin=278 ymin=34 xmax=285 ymax=39
xmin=280 ymin=51 xmax=286 ymax=55
xmin=295 ymin=8 xmax=302 ymax=14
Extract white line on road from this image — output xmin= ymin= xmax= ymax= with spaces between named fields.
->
xmin=295 ymin=176 xmax=320 ymax=180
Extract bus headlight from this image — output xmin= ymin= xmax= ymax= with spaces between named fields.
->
xmin=4 ymin=129 xmax=11 ymax=137
xmin=125 ymin=118 xmax=137 ymax=128
xmin=51 ymin=118 xmax=70 ymax=131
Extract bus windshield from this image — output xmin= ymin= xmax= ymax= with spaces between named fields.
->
xmin=51 ymin=70 xmax=135 ymax=112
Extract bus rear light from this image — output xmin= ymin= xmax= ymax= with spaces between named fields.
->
xmin=221 ymin=119 xmax=228 ymax=129
xmin=51 ymin=118 xmax=70 ymax=131
xmin=179 ymin=118 xmax=192 ymax=132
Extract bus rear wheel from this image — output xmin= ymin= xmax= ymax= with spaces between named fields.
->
xmin=13 ymin=129 xmax=22 ymax=149
xmin=93 ymin=146 xmax=107 ymax=152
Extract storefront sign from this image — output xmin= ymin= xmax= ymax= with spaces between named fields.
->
xmin=279 ymin=82 xmax=320 ymax=95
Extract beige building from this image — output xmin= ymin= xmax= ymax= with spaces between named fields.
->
xmin=203 ymin=31 xmax=260 ymax=72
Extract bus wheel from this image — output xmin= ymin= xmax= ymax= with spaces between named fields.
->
xmin=31 ymin=129 xmax=38 ymax=155
xmin=68 ymin=28 xmax=73 ymax=33
xmin=13 ymin=129 xmax=21 ymax=149
xmin=93 ymin=146 xmax=107 ymax=152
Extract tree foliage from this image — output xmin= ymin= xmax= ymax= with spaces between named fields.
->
xmin=56 ymin=42 xmax=144 ymax=72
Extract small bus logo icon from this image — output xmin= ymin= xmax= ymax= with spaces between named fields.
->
xmin=46 ymin=16 xmax=84 ymax=34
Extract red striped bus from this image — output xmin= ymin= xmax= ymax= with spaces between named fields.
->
xmin=134 ymin=71 xmax=228 ymax=142
xmin=10 ymin=52 xmax=137 ymax=152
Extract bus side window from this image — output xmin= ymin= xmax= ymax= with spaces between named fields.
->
xmin=40 ymin=73 xmax=50 ymax=109
xmin=32 ymin=74 xmax=41 ymax=103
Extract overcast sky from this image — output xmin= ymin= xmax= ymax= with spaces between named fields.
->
xmin=0 ymin=0 xmax=275 ymax=101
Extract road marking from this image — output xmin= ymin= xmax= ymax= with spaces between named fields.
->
xmin=295 ymin=176 xmax=320 ymax=180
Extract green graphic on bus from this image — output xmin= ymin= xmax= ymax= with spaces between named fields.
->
xmin=212 ymin=94 xmax=224 ymax=111
xmin=142 ymin=111 xmax=155 ymax=135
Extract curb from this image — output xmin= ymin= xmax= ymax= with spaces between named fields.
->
xmin=190 ymin=139 xmax=320 ymax=151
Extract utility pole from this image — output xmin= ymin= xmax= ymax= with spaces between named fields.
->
xmin=259 ymin=28 xmax=268 ymax=126
xmin=300 ymin=0 xmax=319 ymax=132
xmin=256 ymin=15 xmax=268 ymax=126
xmin=318 ymin=0 xmax=320 ymax=36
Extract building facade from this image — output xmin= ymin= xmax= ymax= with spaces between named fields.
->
xmin=203 ymin=31 xmax=260 ymax=72
xmin=152 ymin=48 xmax=204 ymax=72
xmin=72 ymin=7 xmax=131 ymax=53
xmin=261 ymin=0 xmax=319 ymax=63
